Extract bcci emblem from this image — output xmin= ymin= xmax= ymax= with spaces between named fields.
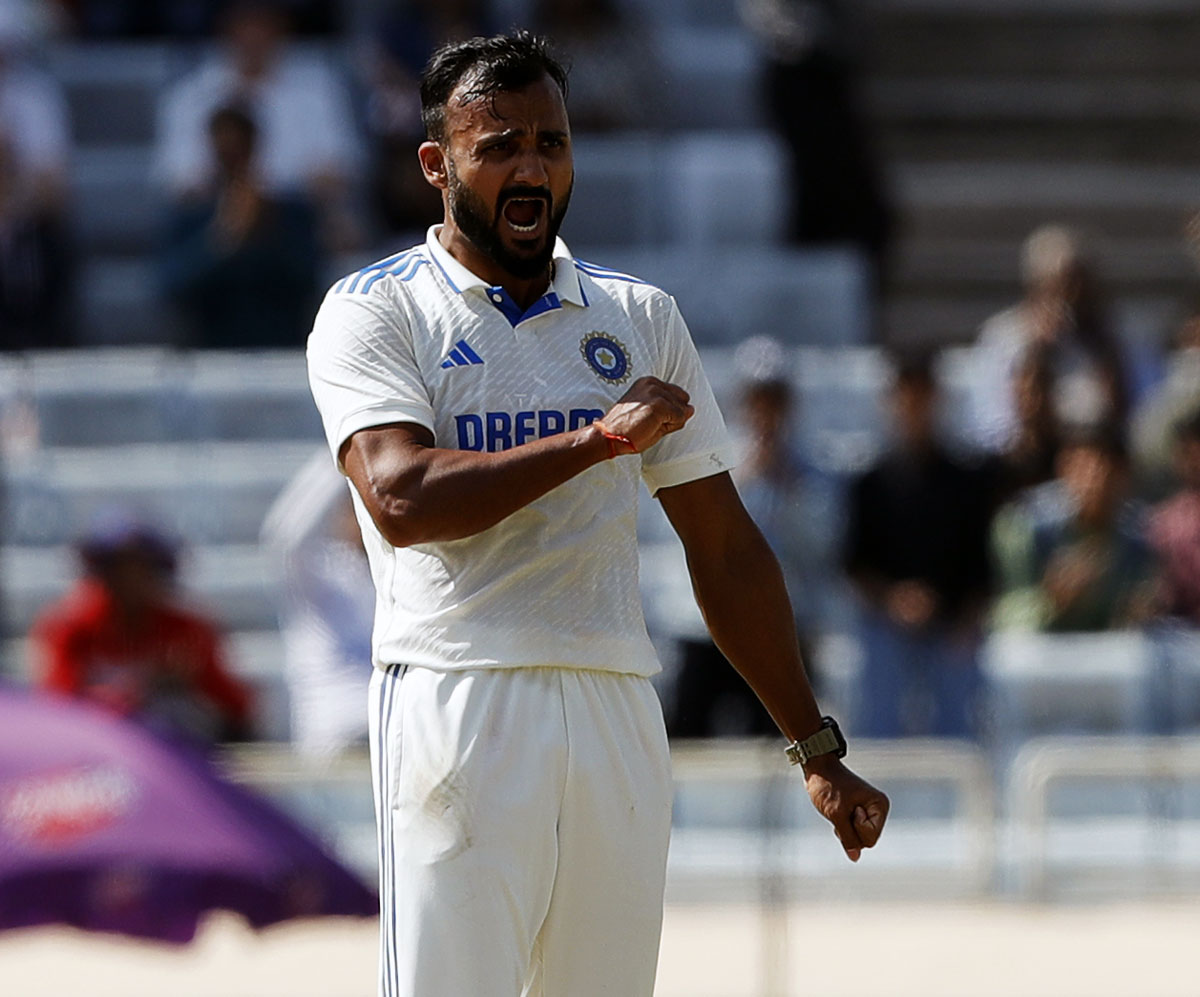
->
xmin=580 ymin=332 xmax=631 ymax=385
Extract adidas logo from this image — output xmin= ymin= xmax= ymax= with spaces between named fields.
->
xmin=440 ymin=340 xmax=485 ymax=369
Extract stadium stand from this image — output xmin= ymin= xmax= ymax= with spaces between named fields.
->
xmin=1 ymin=0 xmax=1198 ymax=902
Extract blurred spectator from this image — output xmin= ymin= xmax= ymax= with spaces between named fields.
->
xmin=843 ymin=352 xmax=993 ymax=739
xmin=1147 ymin=410 xmax=1200 ymax=625
xmin=991 ymin=425 xmax=1157 ymax=632
xmin=740 ymin=0 xmax=893 ymax=290
xmin=261 ymin=449 xmax=374 ymax=759
xmin=664 ymin=338 xmax=841 ymax=738
xmin=971 ymin=225 xmax=1129 ymax=453
xmin=159 ymin=103 xmax=320 ymax=348
xmin=0 ymin=3 xmax=73 ymax=348
xmin=1131 ymin=306 xmax=1200 ymax=495
xmin=991 ymin=342 xmax=1061 ymax=504
xmin=359 ymin=0 xmax=489 ymax=243
xmin=31 ymin=512 xmax=253 ymax=743
xmin=0 ymin=133 xmax=70 ymax=349
xmin=531 ymin=0 xmax=660 ymax=132
xmin=153 ymin=0 xmax=361 ymax=250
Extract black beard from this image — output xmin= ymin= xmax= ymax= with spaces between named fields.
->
xmin=447 ymin=166 xmax=572 ymax=281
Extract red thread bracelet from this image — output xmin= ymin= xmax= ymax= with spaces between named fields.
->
xmin=597 ymin=425 xmax=636 ymax=459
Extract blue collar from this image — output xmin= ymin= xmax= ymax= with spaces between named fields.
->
xmin=424 ymin=226 xmax=588 ymax=327
xmin=484 ymin=285 xmax=564 ymax=327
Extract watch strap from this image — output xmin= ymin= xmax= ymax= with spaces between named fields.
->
xmin=785 ymin=716 xmax=846 ymax=766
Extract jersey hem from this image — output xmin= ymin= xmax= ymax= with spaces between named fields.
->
xmin=642 ymin=444 xmax=740 ymax=495
xmin=331 ymin=404 xmax=436 ymax=464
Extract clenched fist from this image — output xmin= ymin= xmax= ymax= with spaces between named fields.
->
xmin=595 ymin=377 xmax=695 ymax=455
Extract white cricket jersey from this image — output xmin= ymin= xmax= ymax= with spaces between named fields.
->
xmin=307 ymin=226 xmax=736 ymax=676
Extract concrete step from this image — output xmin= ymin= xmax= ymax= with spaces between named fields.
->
xmin=863 ymin=8 xmax=1200 ymax=79
xmin=881 ymin=291 xmax=1180 ymax=350
xmin=890 ymin=237 xmax=1195 ymax=293
xmin=878 ymin=122 xmax=1200 ymax=167
xmin=890 ymin=161 xmax=1200 ymax=241
xmin=868 ymin=79 xmax=1200 ymax=122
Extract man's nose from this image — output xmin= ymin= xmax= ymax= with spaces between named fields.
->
xmin=512 ymin=147 xmax=549 ymax=185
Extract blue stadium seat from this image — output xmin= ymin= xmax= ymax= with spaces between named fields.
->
xmin=565 ymin=135 xmax=663 ymax=247
xmin=47 ymin=41 xmax=177 ymax=146
xmin=662 ymin=132 xmax=788 ymax=245
xmin=78 ymin=258 xmax=177 ymax=346
xmin=575 ymin=246 xmax=873 ymax=346
xmin=658 ymin=29 xmax=763 ymax=130
xmin=72 ymin=147 xmax=165 ymax=254
xmin=985 ymin=631 xmax=1156 ymax=742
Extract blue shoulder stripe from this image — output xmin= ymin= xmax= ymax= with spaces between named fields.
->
xmin=335 ymin=249 xmax=412 ymax=294
xmin=335 ymin=248 xmax=421 ymax=295
xmin=399 ymin=258 xmax=430 ymax=282
xmin=361 ymin=253 xmax=428 ymax=293
xmin=574 ymin=259 xmax=649 ymax=285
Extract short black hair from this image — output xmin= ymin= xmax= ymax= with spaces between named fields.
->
xmin=420 ymin=32 xmax=568 ymax=144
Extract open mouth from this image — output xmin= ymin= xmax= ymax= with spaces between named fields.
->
xmin=501 ymin=197 xmax=547 ymax=235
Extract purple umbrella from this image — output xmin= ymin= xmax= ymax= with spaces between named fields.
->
xmin=0 ymin=686 xmax=376 ymax=943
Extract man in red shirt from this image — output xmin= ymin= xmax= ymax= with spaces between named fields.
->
xmin=32 ymin=517 xmax=253 ymax=742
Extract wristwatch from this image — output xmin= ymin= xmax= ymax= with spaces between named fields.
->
xmin=784 ymin=716 xmax=847 ymax=766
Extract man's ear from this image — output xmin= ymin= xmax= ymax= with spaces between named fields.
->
xmin=418 ymin=141 xmax=449 ymax=191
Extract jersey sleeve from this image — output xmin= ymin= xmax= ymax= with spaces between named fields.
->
xmin=639 ymin=296 xmax=738 ymax=495
xmin=307 ymin=286 xmax=435 ymax=469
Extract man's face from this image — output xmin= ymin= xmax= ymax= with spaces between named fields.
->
xmin=436 ymin=73 xmax=573 ymax=280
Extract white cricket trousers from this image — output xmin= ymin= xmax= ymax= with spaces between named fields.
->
xmin=368 ymin=663 xmax=674 ymax=997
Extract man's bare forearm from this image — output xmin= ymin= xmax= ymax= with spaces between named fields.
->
xmin=344 ymin=421 xmax=610 ymax=546
xmin=660 ymin=474 xmax=825 ymax=743
xmin=685 ymin=523 xmax=825 ymax=743
xmin=344 ymin=376 xmax=695 ymax=548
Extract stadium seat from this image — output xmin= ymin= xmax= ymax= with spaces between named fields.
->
xmin=657 ymin=29 xmax=763 ymax=129
xmin=48 ymin=41 xmax=177 ymax=146
xmin=578 ymin=246 xmax=872 ymax=346
xmin=185 ymin=351 xmax=322 ymax=441
xmin=78 ymin=258 xmax=178 ymax=346
xmin=565 ymin=135 xmax=663 ymax=247
xmin=72 ymin=147 xmax=165 ymax=255
xmin=17 ymin=348 xmax=183 ymax=446
xmin=984 ymin=631 xmax=1156 ymax=743
xmin=661 ymin=132 xmax=788 ymax=246
xmin=3 ymin=439 xmax=318 ymax=548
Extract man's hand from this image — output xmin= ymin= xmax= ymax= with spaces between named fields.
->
xmin=1043 ymin=543 xmax=1104 ymax=614
xmin=803 ymin=758 xmax=889 ymax=862
xmin=596 ymin=377 xmax=694 ymax=454
xmin=212 ymin=178 xmax=263 ymax=249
